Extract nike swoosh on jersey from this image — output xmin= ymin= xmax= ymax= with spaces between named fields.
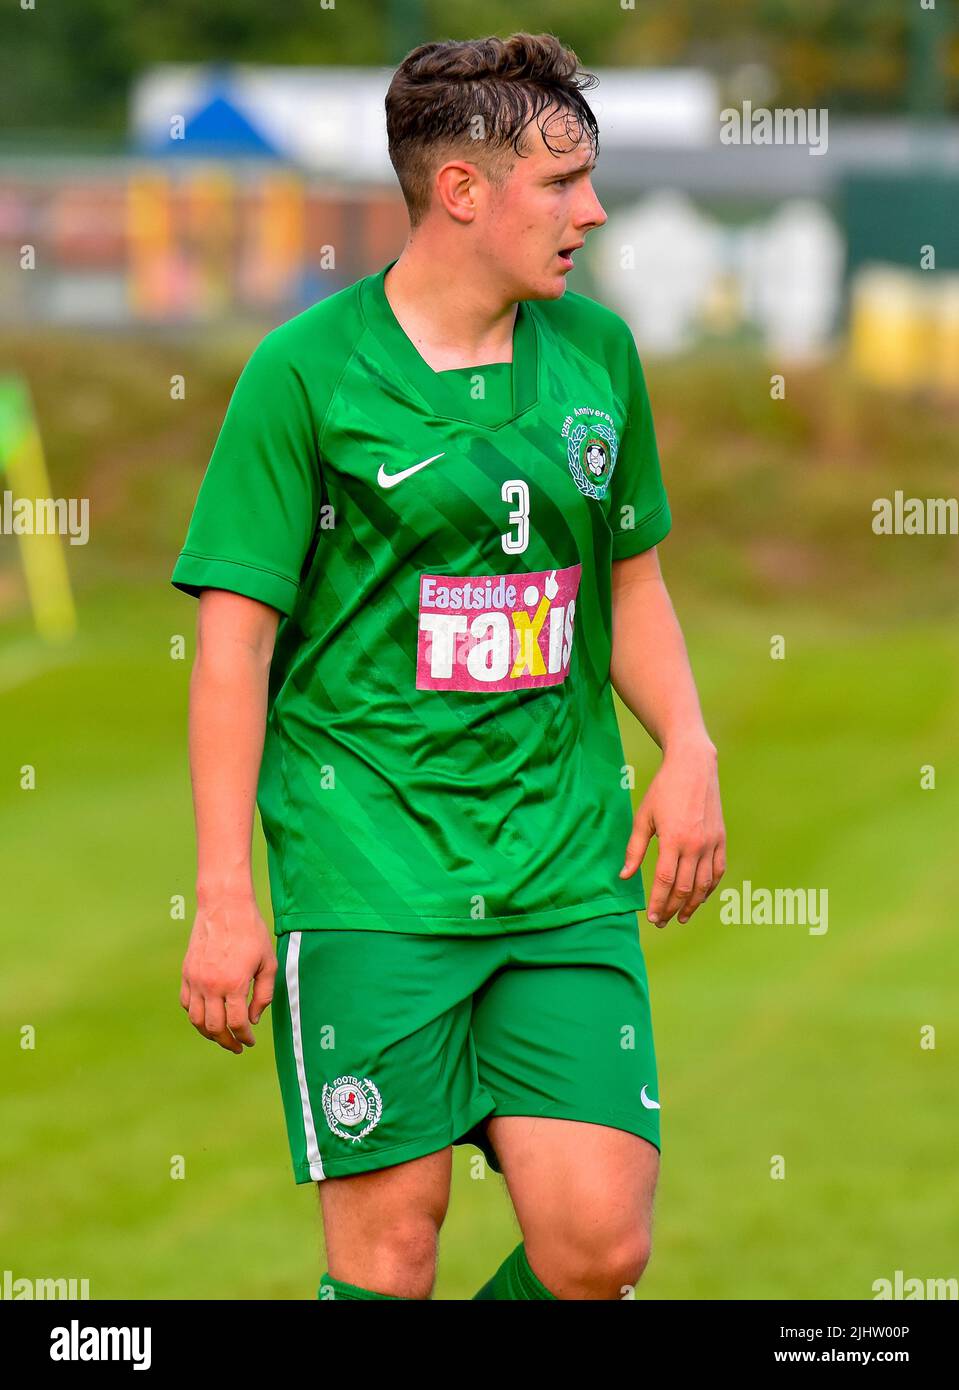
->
xmin=640 ymin=1085 xmax=661 ymax=1110
xmin=377 ymin=453 xmax=445 ymax=488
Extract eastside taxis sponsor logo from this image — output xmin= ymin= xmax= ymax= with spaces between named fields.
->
xmin=416 ymin=564 xmax=581 ymax=692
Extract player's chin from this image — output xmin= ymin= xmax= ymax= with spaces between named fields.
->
xmin=525 ymin=271 xmax=569 ymax=301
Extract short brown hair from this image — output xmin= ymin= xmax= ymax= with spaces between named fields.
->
xmin=385 ymin=33 xmax=600 ymax=228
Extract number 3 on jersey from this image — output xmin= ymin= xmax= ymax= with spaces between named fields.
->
xmin=501 ymin=479 xmax=530 ymax=554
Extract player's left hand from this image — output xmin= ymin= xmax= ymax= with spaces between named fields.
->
xmin=619 ymin=735 xmax=725 ymax=927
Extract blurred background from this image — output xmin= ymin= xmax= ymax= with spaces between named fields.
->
xmin=1 ymin=1 xmax=957 ymax=1300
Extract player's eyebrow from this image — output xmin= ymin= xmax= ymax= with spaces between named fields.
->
xmin=546 ymin=157 xmax=597 ymax=181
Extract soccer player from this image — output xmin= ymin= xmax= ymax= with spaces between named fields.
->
xmin=172 ymin=33 xmax=725 ymax=1301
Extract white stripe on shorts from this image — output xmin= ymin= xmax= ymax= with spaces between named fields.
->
xmin=285 ymin=930 xmax=325 ymax=1181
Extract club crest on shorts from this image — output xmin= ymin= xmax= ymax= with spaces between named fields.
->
xmin=562 ymin=406 xmax=619 ymax=500
xmin=322 ymin=1074 xmax=383 ymax=1142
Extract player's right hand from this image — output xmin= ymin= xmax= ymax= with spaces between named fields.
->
xmin=180 ymin=893 xmax=277 ymax=1054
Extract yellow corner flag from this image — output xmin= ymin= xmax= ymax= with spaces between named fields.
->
xmin=0 ymin=375 xmax=77 ymax=642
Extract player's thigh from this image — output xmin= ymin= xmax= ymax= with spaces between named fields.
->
xmin=487 ymin=1114 xmax=659 ymax=1255
xmin=319 ymin=1145 xmax=454 ymax=1275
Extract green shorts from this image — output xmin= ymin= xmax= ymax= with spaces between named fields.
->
xmin=270 ymin=910 xmax=661 ymax=1183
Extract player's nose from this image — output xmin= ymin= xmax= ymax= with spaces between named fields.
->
xmin=577 ymin=181 xmax=607 ymax=232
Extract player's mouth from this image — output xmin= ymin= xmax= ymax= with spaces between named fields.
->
xmin=557 ymin=242 xmax=584 ymax=271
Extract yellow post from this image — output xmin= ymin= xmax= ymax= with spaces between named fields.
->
xmin=0 ymin=376 xmax=77 ymax=642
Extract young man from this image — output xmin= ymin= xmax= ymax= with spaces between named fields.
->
xmin=172 ymin=33 xmax=725 ymax=1301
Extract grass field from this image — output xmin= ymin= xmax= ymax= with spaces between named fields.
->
xmin=1 ymin=337 xmax=957 ymax=1299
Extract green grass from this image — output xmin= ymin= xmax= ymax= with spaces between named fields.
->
xmin=1 ymin=336 xmax=956 ymax=1298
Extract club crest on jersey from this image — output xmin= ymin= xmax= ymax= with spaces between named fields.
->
xmin=562 ymin=407 xmax=619 ymax=500
xmin=322 ymin=1074 xmax=383 ymax=1143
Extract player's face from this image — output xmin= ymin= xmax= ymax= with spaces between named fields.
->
xmin=484 ymin=107 xmax=607 ymax=301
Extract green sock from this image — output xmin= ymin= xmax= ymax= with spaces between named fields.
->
xmin=472 ymin=1241 xmax=557 ymax=1300
xmin=317 ymin=1271 xmax=410 ymax=1300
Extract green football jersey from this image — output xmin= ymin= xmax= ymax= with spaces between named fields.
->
xmin=172 ymin=259 xmax=671 ymax=935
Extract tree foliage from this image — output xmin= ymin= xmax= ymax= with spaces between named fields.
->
xmin=0 ymin=0 xmax=953 ymax=137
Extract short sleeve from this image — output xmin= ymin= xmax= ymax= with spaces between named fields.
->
xmin=171 ymin=329 xmax=322 ymax=616
xmin=608 ymin=325 xmax=671 ymax=560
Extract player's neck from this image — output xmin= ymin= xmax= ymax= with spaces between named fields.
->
xmin=383 ymin=241 xmax=518 ymax=372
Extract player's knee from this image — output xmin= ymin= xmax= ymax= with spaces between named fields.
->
xmin=611 ymin=1228 xmax=652 ymax=1289
xmin=544 ymin=1219 xmax=652 ymax=1296
xmin=368 ymin=1215 xmax=439 ymax=1295
xmin=586 ymin=1225 xmax=650 ymax=1288
xmin=590 ymin=1229 xmax=652 ymax=1296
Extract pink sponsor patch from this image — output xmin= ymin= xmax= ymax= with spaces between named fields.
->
xmin=416 ymin=564 xmax=581 ymax=692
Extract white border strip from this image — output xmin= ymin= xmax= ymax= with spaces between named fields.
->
xmin=285 ymin=930 xmax=325 ymax=1181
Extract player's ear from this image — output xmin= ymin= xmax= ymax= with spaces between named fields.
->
xmin=434 ymin=161 xmax=479 ymax=224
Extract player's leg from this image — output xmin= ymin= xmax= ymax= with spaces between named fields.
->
xmin=468 ymin=910 xmax=662 ymax=1299
xmin=483 ymin=1117 xmax=659 ymax=1299
xmin=271 ymin=928 xmax=498 ymax=1299
xmin=317 ymin=1146 xmax=453 ymax=1299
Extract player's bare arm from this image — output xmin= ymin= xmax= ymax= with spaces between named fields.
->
xmin=611 ymin=544 xmax=726 ymax=927
xmin=179 ymin=588 xmax=279 ymax=1054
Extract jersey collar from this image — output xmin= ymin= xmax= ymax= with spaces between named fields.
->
xmin=360 ymin=259 xmax=540 ymax=426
